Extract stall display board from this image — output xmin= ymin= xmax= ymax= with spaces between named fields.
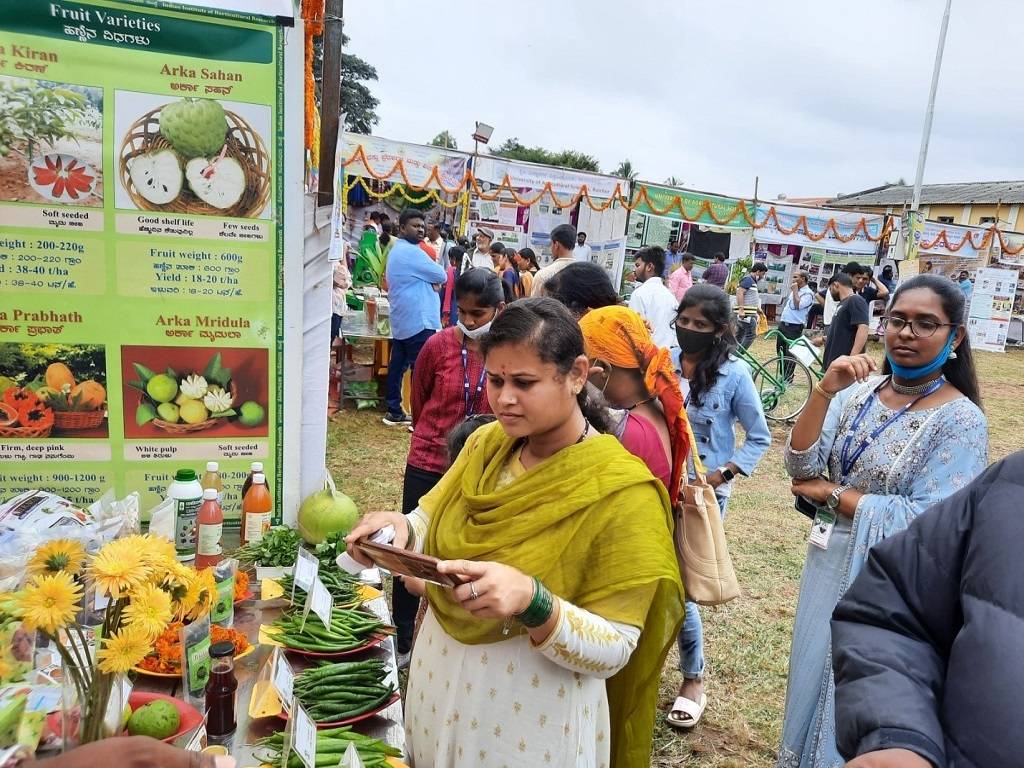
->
xmin=0 ymin=2 xmax=284 ymax=522
xmin=757 ymin=249 xmax=794 ymax=305
xmin=967 ymin=267 xmax=1019 ymax=353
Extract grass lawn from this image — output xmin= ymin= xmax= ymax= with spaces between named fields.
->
xmin=326 ymin=338 xmax=1024 ymax=767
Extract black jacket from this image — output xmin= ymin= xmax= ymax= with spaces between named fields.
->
xmin=832 ymin=452 xmax=1024 ymax=768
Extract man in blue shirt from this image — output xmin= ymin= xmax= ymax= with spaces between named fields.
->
xmin=958 ymin=270 xmax=973 ymax=302
xmin=382 ymin=210 xmax=447 ymax=425
xmin=777 ymin=270 xmax=816 ymax=380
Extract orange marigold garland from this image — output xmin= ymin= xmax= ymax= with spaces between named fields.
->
xmin=302 ymin=0 xmax=325 ymax=153
xmin=136 ymin=621 xmax=250 ymax=674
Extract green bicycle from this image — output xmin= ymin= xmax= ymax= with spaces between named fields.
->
xmin=735 ymin=329 xmax=825 ymax=422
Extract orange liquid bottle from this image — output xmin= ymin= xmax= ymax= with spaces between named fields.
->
xmin=195 ymin=488 xmax=224 ymax=570
xmin=241 ymin=472 xmax=272 ymax=546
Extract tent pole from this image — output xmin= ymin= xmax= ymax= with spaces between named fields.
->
xmin=911 ymin=0 xmax=953 ymax=213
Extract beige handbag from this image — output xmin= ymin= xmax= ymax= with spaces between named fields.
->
xmin=674 ymin=423 xmax=740 ymax=606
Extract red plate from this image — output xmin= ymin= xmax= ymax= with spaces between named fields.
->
xmin=282 ymin=633 xmax=386 ymax=659
xmin=276 ymin=692 xmax=400 ymax=728
xmin=45 ymin=691 xmax=202 ymax=744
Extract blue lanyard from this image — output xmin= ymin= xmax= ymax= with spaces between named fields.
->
xmin=839 ymin=376 xmax=944 ymax=481
xmin=461 ymin=341 xmax=487 ymax=417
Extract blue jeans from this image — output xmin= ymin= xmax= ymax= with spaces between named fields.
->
xmin=678 ymin=493 xmax=728 ymax=679
xmin=385 ymin=329 xmax=434 ymax=416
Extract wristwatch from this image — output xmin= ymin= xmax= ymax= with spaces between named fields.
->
xmin=827 ymin=484 xmax=851 ymax=511
xmin=719 ymin=467 xmax=736 ymax=482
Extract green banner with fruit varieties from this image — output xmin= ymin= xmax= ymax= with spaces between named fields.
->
xmin=0 ymin=0 xmax=283 ymax=523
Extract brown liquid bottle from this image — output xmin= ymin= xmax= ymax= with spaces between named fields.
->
xmin=240 ymin=461 xmax=270 ymax=502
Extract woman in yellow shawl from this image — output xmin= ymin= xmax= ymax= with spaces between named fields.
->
xmin=348 ymin=298 xmax=684 ymax=768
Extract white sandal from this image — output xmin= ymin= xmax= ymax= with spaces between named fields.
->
xmin=666 ymin=693 xmax=707 ymax=730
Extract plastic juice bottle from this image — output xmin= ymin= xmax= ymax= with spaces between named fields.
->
xmin=201 ymin=461 xmax=223 ymax=506
xmin=195 ymin=488 xmax=224 ymax=570
xmin=241 ymin=473 xmax=272 ymax=546
xmin=240 ymin=461 xmax=270 ymax=501
xmin=168 ymin=468 xmax=203 ymax=562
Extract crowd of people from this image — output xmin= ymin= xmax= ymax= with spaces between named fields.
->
xmin=336 ymin=211 xmax=1005 ymax=767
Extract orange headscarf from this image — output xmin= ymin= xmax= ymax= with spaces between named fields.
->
xmin=579 ymin=306 xmax=690 ymax=505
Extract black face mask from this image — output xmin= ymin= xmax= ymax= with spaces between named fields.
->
xmin=676 ymin=327 xmax=717 ymax=355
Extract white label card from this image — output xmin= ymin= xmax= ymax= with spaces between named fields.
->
xmin=292 ymin=699 xmax=318 ymax=768
xmin=310 ymin=576 xmax=333 ymax=629
xmin=339 ymin=742 xmax=365 ymax=768
xmin=293 ymin=547 xmax=320 ymax=595
xmin=272 ymin=647 xmax=294 ymax=712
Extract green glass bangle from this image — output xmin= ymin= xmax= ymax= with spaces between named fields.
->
xmin=517 ymin=577 xmax=554 ymax=628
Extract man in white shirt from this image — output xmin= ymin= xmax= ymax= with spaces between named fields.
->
xmin=628 ymin=245 xmax=679 ymax=350
xmin=463 ymin=226 xmax=496 ymax=272
xmin=531 ymin=224 xmax=578 ymax=296
xmin=572 ymin=231 xmax=593 ymax=262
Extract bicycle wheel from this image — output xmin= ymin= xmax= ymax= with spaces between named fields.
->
xmin=751 ymin=352 xmax=814 ymax=423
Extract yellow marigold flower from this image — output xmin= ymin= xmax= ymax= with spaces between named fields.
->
xmin=123 ymin=582 xmax=174 ymax=641
xmin=27 ymin=539 xmax=87 ymax=577
xmin=188 ymin=567 xmax=218 ymax=620
xmin=95 ymin=625 xmax=151 ymax=674
xmin=19 ymin=572 xmax=83 ymax=635
xmin=121 ymin=534 xmax=178 ymax=572
xmin=89 ymin=540 xmax=147 ymax=598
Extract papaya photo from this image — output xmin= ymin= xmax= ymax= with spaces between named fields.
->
xmin=0 ymin=343 xmax=108 ymax=438
xmin=113 ymin=90 xmax=272 ymax=219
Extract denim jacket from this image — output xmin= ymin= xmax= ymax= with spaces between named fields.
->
xmin=676 ymin=355 xmax=772 ymax=498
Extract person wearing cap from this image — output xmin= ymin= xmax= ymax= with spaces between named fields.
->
xmin=530 ymin=224 xmax=578 ymax=296
xmin=464 ymin=227 xmax=496 ymax=272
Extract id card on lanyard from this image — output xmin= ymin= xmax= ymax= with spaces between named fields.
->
xmin=809 ymin=377 xmax=944 ymax=550
xmin=461 ymin=342 xmax=487 ymax=417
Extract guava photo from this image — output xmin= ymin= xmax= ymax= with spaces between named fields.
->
xmin=0 ymin=343 xmax=108 ymax=439
xmin=0 ymin=76 xmax=104 ymax=207
xmin=120 ymin=345 xmax=269 ymax=440
xmin=114 ymin=90 xmax=272 ymax=219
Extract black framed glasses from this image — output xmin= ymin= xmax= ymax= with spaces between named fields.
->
xmin=880 ymin=315 xmax=957 ymax=338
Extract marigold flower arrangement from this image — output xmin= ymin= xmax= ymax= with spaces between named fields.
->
xmin=7 ymin=535 xmax=216 ymax=744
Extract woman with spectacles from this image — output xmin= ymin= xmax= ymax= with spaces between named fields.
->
xmin=776 ymin=274 xmax=989 ymax=768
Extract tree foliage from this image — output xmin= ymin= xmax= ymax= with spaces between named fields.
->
xmin=489 ymin=138 xmax=600 ymax=172
xmin=313 ymin=33 xmax=380 ymax=135
xmin=430 ymin=131 xmax=458 ymax=149
xmin=614 ymin=160 xmax=638 ymax=181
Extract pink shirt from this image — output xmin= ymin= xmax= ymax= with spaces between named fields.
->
xmin=619 ymin=411 xmax=672 ymax=491
xmin=667 ymin=266 xmax=694 ymax=301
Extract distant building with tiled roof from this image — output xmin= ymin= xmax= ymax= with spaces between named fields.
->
xmin=829 ymin=181 xmax=1024 ymax=230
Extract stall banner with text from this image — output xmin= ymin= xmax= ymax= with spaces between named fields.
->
xmin=0 ymin=1 xmax=283 ymax=522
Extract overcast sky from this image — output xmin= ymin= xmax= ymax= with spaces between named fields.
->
xmin=343 ymin=0 xmax=1022 ymax=200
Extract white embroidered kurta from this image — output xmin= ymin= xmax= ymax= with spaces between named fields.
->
xmin=403 ymin=447 xmax=639 ymax=767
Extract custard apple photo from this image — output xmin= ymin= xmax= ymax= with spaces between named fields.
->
xmin=128 ymin=149 xmax=183 ymax=204
xmin=159 ymin=97 xmax=229 ymax=159
xmin=186 ymin=156 xmax=245 ymax=209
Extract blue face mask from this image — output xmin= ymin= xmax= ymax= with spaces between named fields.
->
xmin=886 ymin=329 xmax=956 ymax=379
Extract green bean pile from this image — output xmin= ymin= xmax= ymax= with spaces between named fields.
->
xmin=269 ymin=606 xmax=389 ymax=653
xmin=254 ymin=724 xmax=401 ymax=767
xmin=295 ymin=659 xmax=396 ymax=724
xmin=278 ymin=570 xmax=361 ymax=606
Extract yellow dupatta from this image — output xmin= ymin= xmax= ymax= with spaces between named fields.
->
xmin=420 ymin=421 xmax=685 ymax=768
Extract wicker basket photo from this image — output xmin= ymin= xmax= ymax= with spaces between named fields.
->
xmin=118 ymin=106 xmax=271 ymax=219
xmin=150 ymin=381 xmax=239 ymax=434
xmin=0 ymin=423 xmax=53 ymax=438
xmin=53 ymin=409 xmax=106 ymax=430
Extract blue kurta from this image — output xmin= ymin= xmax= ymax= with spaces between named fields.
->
xmin=776 ymin=376 xmax=988 ymax=768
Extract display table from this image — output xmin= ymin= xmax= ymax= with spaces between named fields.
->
xmin=134 ymin=590 xmax=406 ymax=763
xmin=336 ymin=312 xmax=392 ymax=406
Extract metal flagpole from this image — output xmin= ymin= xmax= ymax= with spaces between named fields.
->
xmin=911 ymin=0 xmax=953 ymax=212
